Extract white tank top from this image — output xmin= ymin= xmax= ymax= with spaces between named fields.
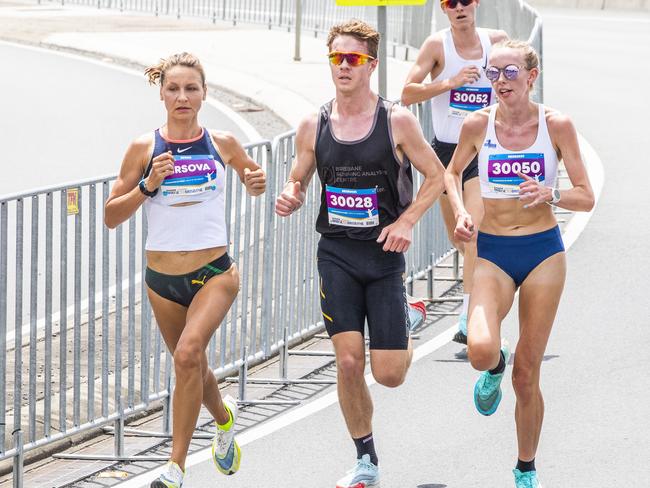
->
xmin=431 ymin=28 xmax=494 ymax=144
xmin=479 ymin=104 xmax=559 ymax=199
xmin=143 ymin=128 xmax=228 ymax=251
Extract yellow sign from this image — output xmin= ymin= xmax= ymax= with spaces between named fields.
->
xmin=336 ymin=0 xmax=426 ymax=5
xmin=67 ymin=188 xmax=79 ymax=216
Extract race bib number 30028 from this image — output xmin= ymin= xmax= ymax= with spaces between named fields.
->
xmin=487 ymin=153 xmax=545 ymax=195
xmin=325 ymin=186 xmax=379 ymax=228
xmin=449 ymin=86 xmax=491 ymax=118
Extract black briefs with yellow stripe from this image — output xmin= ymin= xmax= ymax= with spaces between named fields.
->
xmin=145 ymin=253 xmax=233 ymax=307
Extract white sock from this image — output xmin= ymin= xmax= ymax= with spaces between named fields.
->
xmin=461 ymin=293 xmax=470 ymax=317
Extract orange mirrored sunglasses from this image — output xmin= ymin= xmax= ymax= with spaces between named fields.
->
xmin=327 ymin=51 xmax=375 ymax=67
xmin=440 ymin=0 xmax=474 ymax=8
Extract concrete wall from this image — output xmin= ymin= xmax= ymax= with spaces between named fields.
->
xmin=526 ymin=0 xmax=650 ymax=10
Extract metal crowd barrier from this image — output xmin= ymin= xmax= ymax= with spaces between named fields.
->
xmin=37 ymin=0 xmax=434 ymax=59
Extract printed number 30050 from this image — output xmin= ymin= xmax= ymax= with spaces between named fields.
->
xmin=329 ymin=195 xmax=374 ymax=209
xmin=453 ymin=92 xmax=489 ymax=104
xmin=491 ymin=160 xmax=541 ymax=176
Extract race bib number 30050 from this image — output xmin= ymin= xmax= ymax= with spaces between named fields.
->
xmin=325 ymin=186 xmax=379 ymax=228
xmin=487 ymin=153 xmax=545 ymax=195
xmin=449 ymin=86 xmax=491 ymax=118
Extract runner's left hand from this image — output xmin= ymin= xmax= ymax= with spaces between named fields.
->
xmin=376 ymin=220 xmax=413 ymax=253
xmin=517 ymin=172 xmax=551 ymax=208
xmin=244 ymin=167 xmax=266 ymax=196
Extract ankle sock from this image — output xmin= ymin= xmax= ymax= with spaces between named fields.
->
xmin=516 ymin=458 xmax=536 ymax=473
xmin=353 ymin=433 xmax=378 ymax=466
xmin=489 ymin=350 xmax=506 ymax=375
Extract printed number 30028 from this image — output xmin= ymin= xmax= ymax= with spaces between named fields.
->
xmin=329 ymin=195 xmax=374 ymax=209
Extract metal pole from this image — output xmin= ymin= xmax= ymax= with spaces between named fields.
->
xmin=294 ymin=0 xmax=302 ymax=61
xmin=377 ymin=6 xmax=387 ymax=98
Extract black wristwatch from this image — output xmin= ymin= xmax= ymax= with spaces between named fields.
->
xmin=139 ymin=179 xmax=158 ymax=197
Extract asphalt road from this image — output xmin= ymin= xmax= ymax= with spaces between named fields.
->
xmin=0 ymin=41 xmax=250 ymax=196
xmin=118 ymin=8 xmax=650 ymax=488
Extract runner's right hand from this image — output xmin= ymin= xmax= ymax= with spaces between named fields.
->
xmin=275 ymin=180 xmax=305 ymax=216
xmin=454 ymin=212 xmax=475 ymax=242
xmin=451 ymin=66 xmax=480 ymax=89
xmin=144 ymin=151 xmax=175 ymax=190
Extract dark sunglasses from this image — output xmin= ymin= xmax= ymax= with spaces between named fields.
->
xmin=484 ymin=64 xmax=524 ymax=82
xmin=440 ymin=0 xmax=474 ymax=9
xmin=328 ymin=51 xmax=375 ymax=67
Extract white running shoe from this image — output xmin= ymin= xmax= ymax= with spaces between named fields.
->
xmin=211 ymin=395 xmax=241 ymax=475
xmin=150 ymin=461 xmax=184 ymax=488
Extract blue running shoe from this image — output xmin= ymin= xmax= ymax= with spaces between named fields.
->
xmin=212 ymin=395 xmax=241 ymax=476
xmin=474 ymin=341 xmax=511 ymax=416
xmin=150 ymin=461 xmax=184 ymax=488
xmin=408 ymin=300 xmax=426 ymax=332
xmin=453 ymin=313 xmax=468 ymax=344
xmin=513 ymin=468 xmax=542 ymax=488
xmin=336 ymin=454 xmax=380 ymax=488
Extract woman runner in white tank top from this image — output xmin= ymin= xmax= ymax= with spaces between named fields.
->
xmin=401 ymin=0 xmax=509 ymax=344
xmin=104 ymin=53 xmax=266 ymax=488
xmin=444 ymin=40 xmax=594 ymax=488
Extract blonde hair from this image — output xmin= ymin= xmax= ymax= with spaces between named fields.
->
xmin=327 ymin=19 xmax=380 ymax=59
xmin=144 ymin=52 xmax=206 ymax=86
xmin=491 ymin=39 xmax=540 ymax=71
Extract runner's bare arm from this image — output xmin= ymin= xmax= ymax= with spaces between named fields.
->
xmin=104 ymin=134 xmax=170 ymax=229
xmin=401 ymin=35 xmax=451 ymax=106
xmin=275 ymin=114 xmax=318 ymax=216
xmin=376 ymin=107 xmax=445 ymax=252
xmin=211 ymin=130 xmax=266 ymax=196
xmin=444 ymin=111 xmax=486 ymax=241
xmin=544 ymin=112 xmax=594 ymax=211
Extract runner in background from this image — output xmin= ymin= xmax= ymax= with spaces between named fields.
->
xmin=402 ymin=0 xmax=508 ymax=344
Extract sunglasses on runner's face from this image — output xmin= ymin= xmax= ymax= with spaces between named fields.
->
xmin=328 ymin=51 xmax=375 ymax=67
xmin=440 ymin=0 xmax=474 ymax=9
xmin=485 ymin=64 xmax=524 ymax=82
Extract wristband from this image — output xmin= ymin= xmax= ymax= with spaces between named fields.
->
xmin=138 ymin=179 xmax=158 ymax=197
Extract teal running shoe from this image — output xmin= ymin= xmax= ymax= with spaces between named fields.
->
xmin=453 ymin=313 xmax=468 ymax=344
xmin=150 ymin=461 xmax=184 ymax=488
xmin=212 ymin=395 xmax=241 ymax=476
xmin=513 ymin=468 xmax=542 ymax=487
xmin=408 ymin=300 xmax=426 ymax=332
xmin=335 ymin=454 xmax=380 ymax=488
xmin=473 ymin=341 xmax=511 ymax=416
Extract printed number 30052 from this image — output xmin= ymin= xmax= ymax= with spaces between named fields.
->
xmin=491 ymin=160 xmax=541 ymax=176
xmin=329 ymin=194 xmax=374 ymax=209
xmin=452 ymin=92 xmax=489 ymax=104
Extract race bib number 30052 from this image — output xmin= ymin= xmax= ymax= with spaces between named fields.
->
xmin=449 ymin=86 xmax=491 ymax=118
xmin=325 ymin=186 xmax=379 ymax=228
xmin=487 ymin=153 xmax=545 ymax=195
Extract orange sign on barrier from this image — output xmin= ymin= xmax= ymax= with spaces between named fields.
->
xmin=67 ymin=188 xmax=79 ymax=216
xmin=336 ymin=0 xmax=426 ymax=5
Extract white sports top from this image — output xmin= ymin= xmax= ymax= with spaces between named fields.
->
xmin=143 ymin=128 xmax=228 ymax=251
xmin=478 ymin=104 xmax=559 ymax=199
xmin=430 ymin=28 xmax=494 ymax=143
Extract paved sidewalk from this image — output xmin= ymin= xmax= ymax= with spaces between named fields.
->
xmin=0 ymin=0 xmax=416 ymax=130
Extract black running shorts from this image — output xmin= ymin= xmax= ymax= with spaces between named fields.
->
xmin=433 ymin=138 xmax=479 ymax=191
xmin=316 ymin=236 xmax=410 ymax=350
